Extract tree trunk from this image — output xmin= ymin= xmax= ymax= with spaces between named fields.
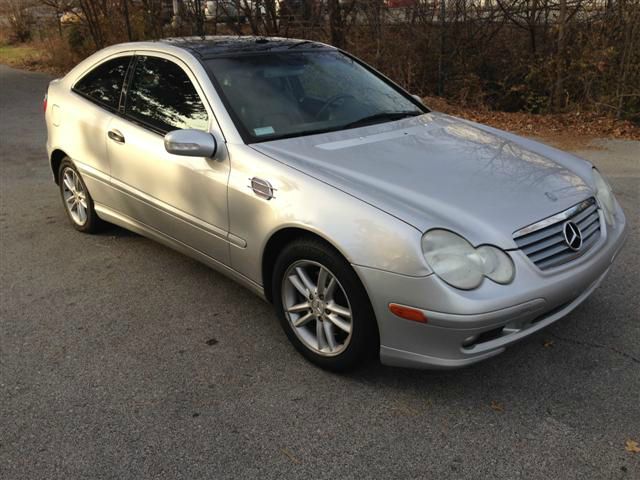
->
xmin=553 ymin=0 xmax=567 ymax=112
xmin=438 ymin=0 xmax=446 ymax=96
xmin=79 ymin=0 xmax=106 ymax=49
xmin=172 ymin=0 xmax=180 ymax=27
xmin=122 ymin=0 xmax=133 ymax=41
xmin=263 ymin=0 xmax=278 ymax=35
xmin=328 ymin=0 xmax=345 ymax=48
xmin=194 ymin=0 xmax=204 ymax=36
xmin=528 ymin=25 xmax=537 ymax=55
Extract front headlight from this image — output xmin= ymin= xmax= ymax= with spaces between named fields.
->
xmin=592 ymin=168 xmax=616 ymax=225
xmin=421 ymin=230 xmax=515 ymax=290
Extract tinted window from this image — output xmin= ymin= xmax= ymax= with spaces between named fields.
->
xmin=74 ymin=56 xmax=131 ymax=110
xmin=126 ymin=56 xmax=209 ymax=133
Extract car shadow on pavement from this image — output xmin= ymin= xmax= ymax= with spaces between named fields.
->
xmin=97 ymin=222 xmax=139 ymax=237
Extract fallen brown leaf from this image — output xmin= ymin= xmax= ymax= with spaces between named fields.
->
xmin=490 ymin=400 xmax=504 ymax=412
xmin=281 ymin=447 xmax=301 ymax=464
xmin=543 ymin=339 xmax=555 ymax=348
xmin=625 ymin=439 xmax=640 ymax=453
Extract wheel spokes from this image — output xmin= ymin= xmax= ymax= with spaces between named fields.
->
xmin=76 ymin=202 xmax=87 ymax=223
xmin=293 ymin=311 xmax=314 ymax=327
xmin=287 ymin=301 xmax=310 ymax=313
xmin=317 ymin=268 xmax=328 ymax=295
xmin=295 ymin=266 xmax=316 ymax=293
xmin=316 ymin=318 xmax=328 ymax=351
xmin=63 ymin=173 xmax=75 ymax=194
xmin=322 ymin=320 xmax=337 ymax=352
xmin=327 ymin=313 xmax=351 ymax=334
xmin=282 ymin=260 xmax=353 ymax=356
xmin=72 ymin=171 xmax=81 ymax=191
xmin=327 ymin=303 xmax=351 ymax=319
xmin=62 ymin=168 xmax=89 ymax=226
xmin=324 ymin=277 xmax=337 ymax=301
xmin=288 ymin=274 xmax=309 ymax=298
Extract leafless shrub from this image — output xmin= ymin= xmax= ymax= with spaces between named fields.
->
xmin=18 ymin=0 xmax=640 ymax=120
xmin=1 ymin=0 xmax=37 ymax=42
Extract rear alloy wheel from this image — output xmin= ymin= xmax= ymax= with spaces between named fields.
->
xmin=58 ymin=158 xmax=103 ymax=233
xmin=273 ymin=238 xmax=378 ymax=371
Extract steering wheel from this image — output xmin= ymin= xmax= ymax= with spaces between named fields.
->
xmin=314 ymin=94 xmax=356 ymax=120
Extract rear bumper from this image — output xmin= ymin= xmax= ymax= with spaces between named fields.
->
xmin=355 ymin=208 xmax=627 ymax=369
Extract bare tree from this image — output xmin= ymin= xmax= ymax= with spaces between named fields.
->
xmin=39 ymin=0 xmax=74 ymax=36
xmin=5 ymin=0 xmax=639 ymax=121
xmin=327 ymin=0 xmax=357 ymax=48
xmin=181 ymin=0 xmax=206 ymax=36
xmin=2 ymin=0 xmax=37 ymax=42
xmin=140 ymin=0 xmax=166 ymax=39
xmin=495 ymin=0 xmax=549 ymax=55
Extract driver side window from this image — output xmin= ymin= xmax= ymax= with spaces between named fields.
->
xmin=125 ymin=56 xmax=209 ymax=134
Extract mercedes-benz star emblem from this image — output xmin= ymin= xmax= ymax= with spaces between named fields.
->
xmin=563 ymin=221 xmax=583 ymax=251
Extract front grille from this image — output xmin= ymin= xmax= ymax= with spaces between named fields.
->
xmin=514 ymin=197 xmax=601 ymax=270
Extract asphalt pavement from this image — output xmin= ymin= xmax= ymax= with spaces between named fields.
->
xmin=1 ymin=64 xmax=639 ymax=479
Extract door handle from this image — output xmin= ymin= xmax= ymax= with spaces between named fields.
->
xmin=108 ymin=129 xmax=125 ymax=144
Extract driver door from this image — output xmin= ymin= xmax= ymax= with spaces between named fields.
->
xmin=106 ymin=54 xmax=231 ymax=264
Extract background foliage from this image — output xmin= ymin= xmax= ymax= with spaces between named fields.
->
xmin=1 ymin=0 xmax=638 ymax=121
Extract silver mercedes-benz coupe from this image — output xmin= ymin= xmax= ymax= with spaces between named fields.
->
xmin=45 ymin=36 xmax=627 ymax=371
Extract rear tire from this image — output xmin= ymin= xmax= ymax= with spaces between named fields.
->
xmin=58 ymin=158 xmax=103 ymax=233
xmin=272 ymin=238 xmax=379 ymax=372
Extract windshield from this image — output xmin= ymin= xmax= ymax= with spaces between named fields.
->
xmin=205 ymin=51 xmax=425 ymax=142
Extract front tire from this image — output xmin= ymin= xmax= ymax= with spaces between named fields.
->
xmin=58 ymin=158 xmax=103 ymax=233
xmin=272 ymin=238 xmax=379 ymax=372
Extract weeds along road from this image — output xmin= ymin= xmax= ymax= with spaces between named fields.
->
xmin=1 ymin=64 xmax=639 ymax=479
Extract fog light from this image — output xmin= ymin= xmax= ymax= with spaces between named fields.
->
xmin=389 ymin=303 xmax=428 ymax=323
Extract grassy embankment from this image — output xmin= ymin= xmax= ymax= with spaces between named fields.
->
xmin=0 ymin=42 xmax=41 ymax=69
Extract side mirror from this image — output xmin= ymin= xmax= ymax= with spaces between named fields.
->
xmin=164 ymin=129 xmax=217 ymax=157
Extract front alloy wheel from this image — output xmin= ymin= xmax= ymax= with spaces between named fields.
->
xmin=282 ymin=260 xmax=353 ymax=356
xmin=273 ymin=238 xmax=378 ymax=371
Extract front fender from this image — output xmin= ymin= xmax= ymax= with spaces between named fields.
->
xmin=227 ymin=144 xmax=430 ymax=286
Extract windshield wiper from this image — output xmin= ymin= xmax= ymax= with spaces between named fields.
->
xmin=343 ymin=111 xmax=422 ymax=129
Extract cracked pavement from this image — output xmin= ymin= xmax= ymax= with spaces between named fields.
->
xmin=1 ymin=65 xmax=639 ymax=479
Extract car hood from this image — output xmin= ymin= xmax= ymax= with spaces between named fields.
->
xmin=251 ymin=112 xmax=595 ymax=249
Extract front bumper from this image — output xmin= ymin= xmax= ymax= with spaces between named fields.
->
xmin=355 ymin=208 xmax=627 ymax=369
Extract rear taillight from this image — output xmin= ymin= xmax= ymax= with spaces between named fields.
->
xmin=43 ymin=93 xmax=48 ymax=113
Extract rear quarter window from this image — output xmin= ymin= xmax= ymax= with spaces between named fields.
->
xmin=73 ymin=56 xmax=132 ymax=111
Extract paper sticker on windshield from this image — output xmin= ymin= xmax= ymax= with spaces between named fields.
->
xmin=254 ymin=126 xmax=275 ymax=136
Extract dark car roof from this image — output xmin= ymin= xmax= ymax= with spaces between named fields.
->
xmin=160 ymin=36 xmax=334 ymax=58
